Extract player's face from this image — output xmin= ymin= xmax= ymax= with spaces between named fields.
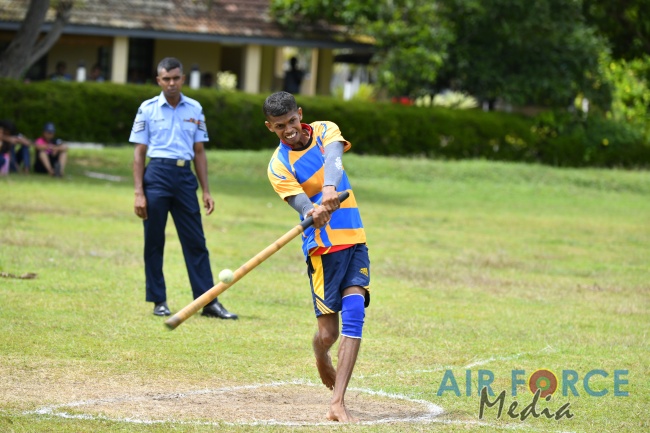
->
xmin=265 ymin=108 xmax=304 ymax=148
xmin=157 ymin=67 xmax=184 ymax=99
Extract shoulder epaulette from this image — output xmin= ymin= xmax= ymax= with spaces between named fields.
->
xmin=142 ymin=96 xmax=158 ymax=107
xmin=183 ymin=97 xmax=201 ymax=108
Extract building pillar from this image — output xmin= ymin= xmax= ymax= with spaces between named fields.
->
xmin=303 ymin=48 xmax=319 ymax=96
xmin=316 ymin=48 xmax=334 ymax=96
xmin=243 ymin=44 xmax=262 ymax=94
xmin=259 ymin=45 xmax=276 ymax=93
xmin=274 ymin=48 xmax=285 ymax=79
xmin=111 ymin=36 xmax=129 ymax=84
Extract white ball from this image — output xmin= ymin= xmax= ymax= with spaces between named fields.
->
xmin=218 ymin=269 xmax=234 ymax=283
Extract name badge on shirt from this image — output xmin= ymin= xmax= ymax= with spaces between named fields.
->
xmin=184 ymin=118 xmax=207 ymax=131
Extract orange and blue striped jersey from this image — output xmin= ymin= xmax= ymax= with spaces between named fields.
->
xmin=267 ymin=121 xmax=366 ymax=257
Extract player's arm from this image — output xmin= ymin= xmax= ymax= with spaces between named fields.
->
xmin=193 ymin=141 xmax=214 ymax=216
xmin=133 ymin=143 xmax=148 ymax=220
xmin=269 ymin=157 xmax=331 ymax=228
xmin=287 ymin=193 xmax=331 ymax=229
xmin=276 ymin=141 xmax=345 ymax=228
xmin=287 ymin=194 xmax=315 ymax=219
xmin=320 ymin=141 xmax=345 ymax=212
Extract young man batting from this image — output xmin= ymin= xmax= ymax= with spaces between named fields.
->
xmin=263 ymin=91 xmax=370 ymax=422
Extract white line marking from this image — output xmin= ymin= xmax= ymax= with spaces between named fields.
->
xmin=84 ymin=171 xmax=123 ymax=182
xmin=464 ymin=353 xmax=524 ymax=369
xmin=22 ymin=378 xmax=573 ymax=431
xmin=22 ymin=348 xmax=566 ymax=429
xmin=355 ymin=349 xmax=557 ymax=379
xmin=25 ymin=379 xmax=444 ymax=426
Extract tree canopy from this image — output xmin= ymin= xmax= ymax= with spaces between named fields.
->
xmin=436 ymin=0 xmax=608 ymax=107
xmin=0 ymin=0 xmax=73 ymax=79
xmin=270 ymin=0 xmax=453 ymax=97
xmin=271 ymin=0 xmax=623 ymax=109
xmin=582 ymin=0 xmax=650 ymax=61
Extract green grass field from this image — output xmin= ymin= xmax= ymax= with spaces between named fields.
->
xmin=1 ymin=147 xmax=648 ymax=432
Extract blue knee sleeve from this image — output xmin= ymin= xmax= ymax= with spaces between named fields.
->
xmin=341 ymin=293 xmax=365 ymax=339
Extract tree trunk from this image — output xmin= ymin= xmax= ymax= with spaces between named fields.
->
xmin=0 ymin=0 xmax=73 ymax=79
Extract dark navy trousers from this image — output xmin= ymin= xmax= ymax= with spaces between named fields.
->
xmin=142 ymin=158 xmax=215 ymax=303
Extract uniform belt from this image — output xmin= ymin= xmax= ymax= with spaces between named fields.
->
xmin=149 ymin=158 xmax=190 ymax=167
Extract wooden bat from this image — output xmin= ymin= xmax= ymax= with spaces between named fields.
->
xmin=165 ymin=191 xmax=350 ymax=330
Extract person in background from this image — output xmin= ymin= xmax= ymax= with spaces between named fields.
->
xmin=201 ymin=72 xmax=214 ymax=88
xmin=34 ymin=122 xmax=68 ymax=177
xmin=0 ymin=119 xmax=34 ymax=174
xmin=89 ymin=64 xmax=105 ymax=82
xmin=50 ymin=61 xmax=72 ymax=81
xmin=0 ymin=122 xmax=9 ymax=176
xmin=283 ymin=57 xmax=304 ymax=94
xmin=0 ymin=119 xmax=33 ymax=174
xmin=129 ymin=57 xmax=238 ymax=319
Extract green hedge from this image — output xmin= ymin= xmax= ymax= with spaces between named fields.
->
xmin=1 ymin=79 xmax=648 ymax=167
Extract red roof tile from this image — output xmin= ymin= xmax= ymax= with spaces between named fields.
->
xmin=0 ymin=0 xmax=366 ymax=48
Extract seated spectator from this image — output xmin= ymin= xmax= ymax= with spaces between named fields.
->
xmin=50 ymin=61 xmax=72 ymax=81
xmin=0 ymin=119 xmax=33 ymax=174
xmin=201 ymin=72 xmax=214 ymax=88
xmin=34 ymin=122 xmax=68 ymax=177
xmin=0 ymin=123 xmax=9 ymax=176
xmin=89 ymin=64 xmax=105 ymax=82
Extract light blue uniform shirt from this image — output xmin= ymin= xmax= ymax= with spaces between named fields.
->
xmin=129 ymin=92 xmax=209 ymax=160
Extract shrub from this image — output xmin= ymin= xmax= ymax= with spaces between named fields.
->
xmin=0 ymin=79 xmax=648 ymax=167
xmin=599 ymin=54 xmax=650 ymax=141
xmin=414 ymin=91 xmax=479 ymax=110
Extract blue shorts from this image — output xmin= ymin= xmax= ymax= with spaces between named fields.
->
xmin=306 ymin=244 xmax=370 ymax=317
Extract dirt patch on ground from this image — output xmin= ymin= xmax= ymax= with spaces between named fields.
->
xmin=3 ymin=360 xmax=440 ymax=425
xmin=40 ymin=383 xmax=437 ymax=425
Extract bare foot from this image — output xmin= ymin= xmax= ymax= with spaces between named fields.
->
xmin=315 ymin=351 xmax=336 ymax=390
xmin=326 ymin=403 xmax=358 ymax=423
xmin=313 ymin=333 xmax=336 ymax=390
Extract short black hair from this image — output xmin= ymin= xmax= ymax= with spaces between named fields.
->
xmin=263 ymin=91 xmax=298 ymax=117
xmin=157 ymin=57 xmax=183 ymax=75
xmin=0 ymin=119 xmax=17 ymax=135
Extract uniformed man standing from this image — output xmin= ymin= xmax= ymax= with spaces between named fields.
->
xmin=129 ymin=57 xmax=237 ymax=319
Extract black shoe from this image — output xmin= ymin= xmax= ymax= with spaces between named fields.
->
xmin=153 ymin=301 xmax=171 ymax=316
xmin=201 ymin=300 xmax=238 ymax=320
